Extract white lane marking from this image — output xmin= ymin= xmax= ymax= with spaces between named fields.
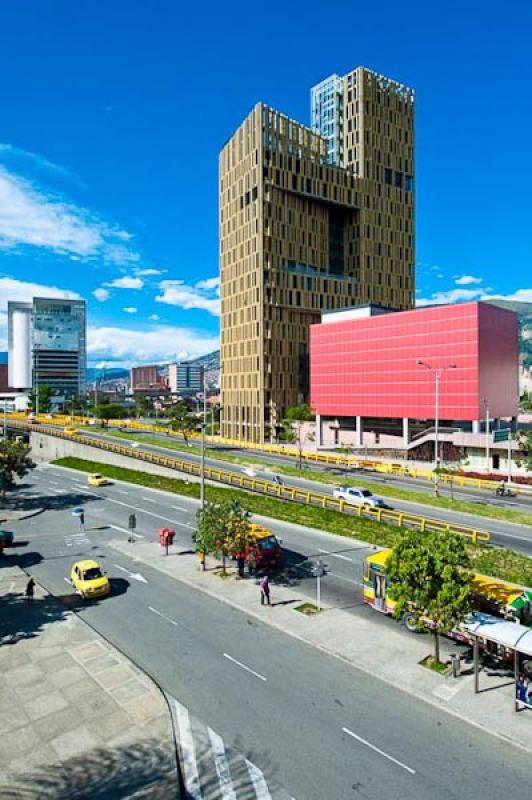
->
xmin=148 ymin=605 xmax=179 ymax=626
xmin=48 ymin=480 xmax=60 ymax=486
xmin=174 ymin=701 xmax=203 ymax=800
xmin=112 ymin=563 xmax=148 ymax=583
xmin=223 ymin=653 xmax=267 ymax=682
xmin=245 ymin=759 xmax=272 ymax=799
xmin=207 ymin=726 xmax=237 ymax=800
xmin=342 ymin=727 xmax=416 ymax=775
xmin=143 ymin=497 xmax=157 ymax=503
xmin=328 ymin=571 xmax=363 ymax=587
xmin=317 ymin=547 xmax=353 ymax=562
xmin=110 ymin=524 xmax=144 ymax=540
xmin=64 ymin=577 xmax=72 ymax=586
xmin=116 ymin=490 xmax=129 ymax=496
xmin=172 ymin=505 xmax=188 ymax=511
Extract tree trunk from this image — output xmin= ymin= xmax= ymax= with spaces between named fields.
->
xmin=433 ymin=629 xmax=441 ymax=664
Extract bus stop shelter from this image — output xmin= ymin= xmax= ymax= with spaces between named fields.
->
xmin=461 ymin=615 xmax=532 ymax=711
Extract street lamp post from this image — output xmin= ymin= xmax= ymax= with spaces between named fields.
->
xmin=484 ymin=399 xmax=490 ymax=472
xmin=200 ymin=374 xmax=207 ymax=509
xmin=417 ymin=361 xmax=457 ymax=496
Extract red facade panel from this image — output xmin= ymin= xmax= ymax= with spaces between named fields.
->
xmin=310 ymin=302 xmax=518 ymax=422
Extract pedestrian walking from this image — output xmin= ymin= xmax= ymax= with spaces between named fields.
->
xmin=260 ymin=575 xmax=271 ymax=606
xmin=247 ymin=550 xmax=256 ymax=577
xmin=237 ymin=554 xmax=246 ymax=578
xmin=78 ymin=510 xmax=85 ymax=531
xmin=25 ymin=577 xmax=35 ymax=601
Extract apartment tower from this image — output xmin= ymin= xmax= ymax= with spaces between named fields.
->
xmin=220 ymin=66 xmax=415 ymax=442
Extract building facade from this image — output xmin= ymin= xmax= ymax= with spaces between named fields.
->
xmin=168 ymin=363 xmax=204 ymax=395
xmin=8 ymin=297 xmax=87 ymax=399
xmin=310 ymin=302 xmax=519 ymax=452
xmin=220 ymin=66 xmax=415 ymax=442
xmin=130 ymin=365 xmax=167 ymax=394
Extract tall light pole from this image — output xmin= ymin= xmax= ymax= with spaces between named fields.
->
xmin=417 ymin=361 xmax=457 ymax=496
xmin=200 ymin=371 xmax=207 ymax=509
xmin=484 ymin=398 xmax=490 ymax=472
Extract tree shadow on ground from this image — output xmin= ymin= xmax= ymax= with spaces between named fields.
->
xmin=3 ymin=492 xmax=101 ymax=513
xmin=0 ymin=739 xmax=178 ymax=800
xmin=0 ymin=592 xmax=72 ymax=646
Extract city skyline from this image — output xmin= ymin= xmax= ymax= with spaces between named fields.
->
xmin=1 ymin=1 xmax=531 ymax=368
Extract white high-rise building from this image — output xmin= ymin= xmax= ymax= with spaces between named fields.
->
xmin=8 ymin=297 xmax=87 ymax=398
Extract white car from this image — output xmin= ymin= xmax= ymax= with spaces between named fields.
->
xmin=333 ymin=486 xmax=389 ymax=509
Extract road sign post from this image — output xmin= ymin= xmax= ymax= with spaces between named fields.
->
xmin=128 ymin=513 xmax=137 ymax=543
xmin=493 ymin=430 xmax=512 ymax=484
xmin=311 ymin=559 xmax=326 ymax=612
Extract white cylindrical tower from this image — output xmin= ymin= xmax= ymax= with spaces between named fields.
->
xmin=8 ymin=306 xmax=32 ymax=389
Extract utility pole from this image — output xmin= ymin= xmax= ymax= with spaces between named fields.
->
xmin=417 ymin=361 xmax=457 ymax=497
xmin=200 ymin=372 xmax=207 ymax=508
xmin=485 ymin=399 xmax=490 ymax=471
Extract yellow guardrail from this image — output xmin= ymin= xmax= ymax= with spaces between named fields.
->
xmin=10 ymin=420 xmax=491 ymax=545
xmin=10 ymin=412 xmax=530 ymax=497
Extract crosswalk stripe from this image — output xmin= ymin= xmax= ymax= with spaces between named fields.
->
xmin=207 ymin=727 xmax=237 ymax=800
xmin=174 ymin=700 xmax=203 ymax=799
xmin=245 ymin=759 xmax=273 ymax=800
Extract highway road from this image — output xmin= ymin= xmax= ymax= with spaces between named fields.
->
xmin=75 ymin=427 xmax=532 ymax=555
xmin=5 ymin=465 xmax=531 ymax=800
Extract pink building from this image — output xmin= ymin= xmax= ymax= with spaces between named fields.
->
xmin=310 ymin=302 xmax=519 ymax=456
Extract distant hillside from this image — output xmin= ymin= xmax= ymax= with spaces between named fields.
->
xmin=187 ymin=350 xmax=220 ymax=371
xmin=487 ymin=300 xmax=532 ymax=368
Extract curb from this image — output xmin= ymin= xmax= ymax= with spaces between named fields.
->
xmin=15 ymin=563 xmax=185 ymax=799
xmin=110 ymin=540 xmax=532 ymax=758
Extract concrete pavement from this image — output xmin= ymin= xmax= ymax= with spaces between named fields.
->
xmin=0 ymin=564 xmax=177 ymax=798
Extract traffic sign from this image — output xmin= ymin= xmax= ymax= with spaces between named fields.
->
xmin=493 ymin=429 xmax=510 ymax=443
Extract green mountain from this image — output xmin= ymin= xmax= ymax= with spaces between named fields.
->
xmin=488 ymin=300 xmax=532 ymax=368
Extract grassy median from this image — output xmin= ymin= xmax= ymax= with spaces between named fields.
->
xmin=54 ymin=456 xmax=532 ymax=587
xmin=91 ymin=429 xmax=532 ymax=528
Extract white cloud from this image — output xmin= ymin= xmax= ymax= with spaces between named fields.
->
xmin=92 ymin=287 xmax=110 ymax=302
xmin=122 ymin=306 xmax=138 ymax=314
xmin=481 ymin=288 xmax=532 ymax=303
xmin=87 ymin=324 xmax=219 ymax=367
xmin=195 ymin=276 xmax=219 ymax=292
xmin=105 ymin=276 xmax=143 ymax=289
xmin=149 ymin=314 xmax=160 ymax=321
xmin=0 ymin=166 xmax=139 ymax=265
xmin=455 ymin=275 xmax=482 ymax=286
xmin=156 ymin=278 xmax=220 ymax=316
xmin=136 ymin=268 xmax=163 ymax=277
xmin=416 ymin=288 xmax=484 ymax=307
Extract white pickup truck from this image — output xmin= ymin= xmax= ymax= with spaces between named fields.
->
xmin=333 ymin=486 xmax=389 ymax=509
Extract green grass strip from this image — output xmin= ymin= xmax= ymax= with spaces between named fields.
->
xmin=54 ymin=456 xmax=532 ymax=587
xmin=94 ymin=429 xmax=532 ymax=528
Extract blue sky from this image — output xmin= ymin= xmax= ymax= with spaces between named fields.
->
xmin=0 ymin=0 xmax=530 ymax=366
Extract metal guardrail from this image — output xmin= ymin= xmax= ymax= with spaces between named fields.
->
xmin=10 ymin=412 xmax=531 ymax=497
xmin=11 ymin=420 xmax=491 ymax=545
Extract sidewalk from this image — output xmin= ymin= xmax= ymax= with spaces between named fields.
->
xmin=110 ymin=536 xmax=532 ymax=754
xmin=0 ymin=564 xmax=178 ymax=798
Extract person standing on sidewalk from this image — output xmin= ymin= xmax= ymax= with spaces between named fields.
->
xmin=260 ymin=575 xmax=271 ymax=606
xmin=25 ymin=577 xmax=35 ymax=601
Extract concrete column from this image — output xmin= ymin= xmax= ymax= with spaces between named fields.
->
xmin=402 ymin=417 xmax=409 ymax=447
xmin=511 ymin=416 xmax=518 ymax=433
xmin=356 ymin=416 xmax=363 ymax=448
xmin=316 ymin=414 xmax=323 ymax=448
xmin=472 ymin=420 xmax=481 ymax=434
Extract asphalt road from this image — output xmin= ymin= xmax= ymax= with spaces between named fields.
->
xmin=77 ymin=427 xmax=532 ymax=555
xmin=5 ymin=466 xmax=531 ymax=800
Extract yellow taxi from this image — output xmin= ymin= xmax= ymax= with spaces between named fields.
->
xmin=88 ymin=473 xmax=110 ymax=487
xmin=63 ymin=426 xmax=78 ymax=436
xmin=70 ymin=560 xmax=110 ymax=600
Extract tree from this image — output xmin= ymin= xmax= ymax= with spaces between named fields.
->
xmin=517 ymin=430 xmax=532 ymax=473
xmin=193 ymin=500 xmax=252 ymax=573
xmin=28 ymin=385 xmax=53 ymax=413
xmin=0 ymin=439 xmax=36 ymax=499
xmin=385 ymin=529 xmax=472 ymax=664
xmin=281 ymin=404 xmax=316 ymax=469
xmin=134 ymin=395 xmax=153 ymax=418
xmin=93 ymin=403 xmax=127 ymax=427
xmin=168 ymin=401 xmax=197 ymax=444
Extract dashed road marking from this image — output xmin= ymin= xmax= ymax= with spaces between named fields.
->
xmin=342 ymin=727 xmax=416 ymax=775
xmin=223 ymin=653 xmax=267 ymax=682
